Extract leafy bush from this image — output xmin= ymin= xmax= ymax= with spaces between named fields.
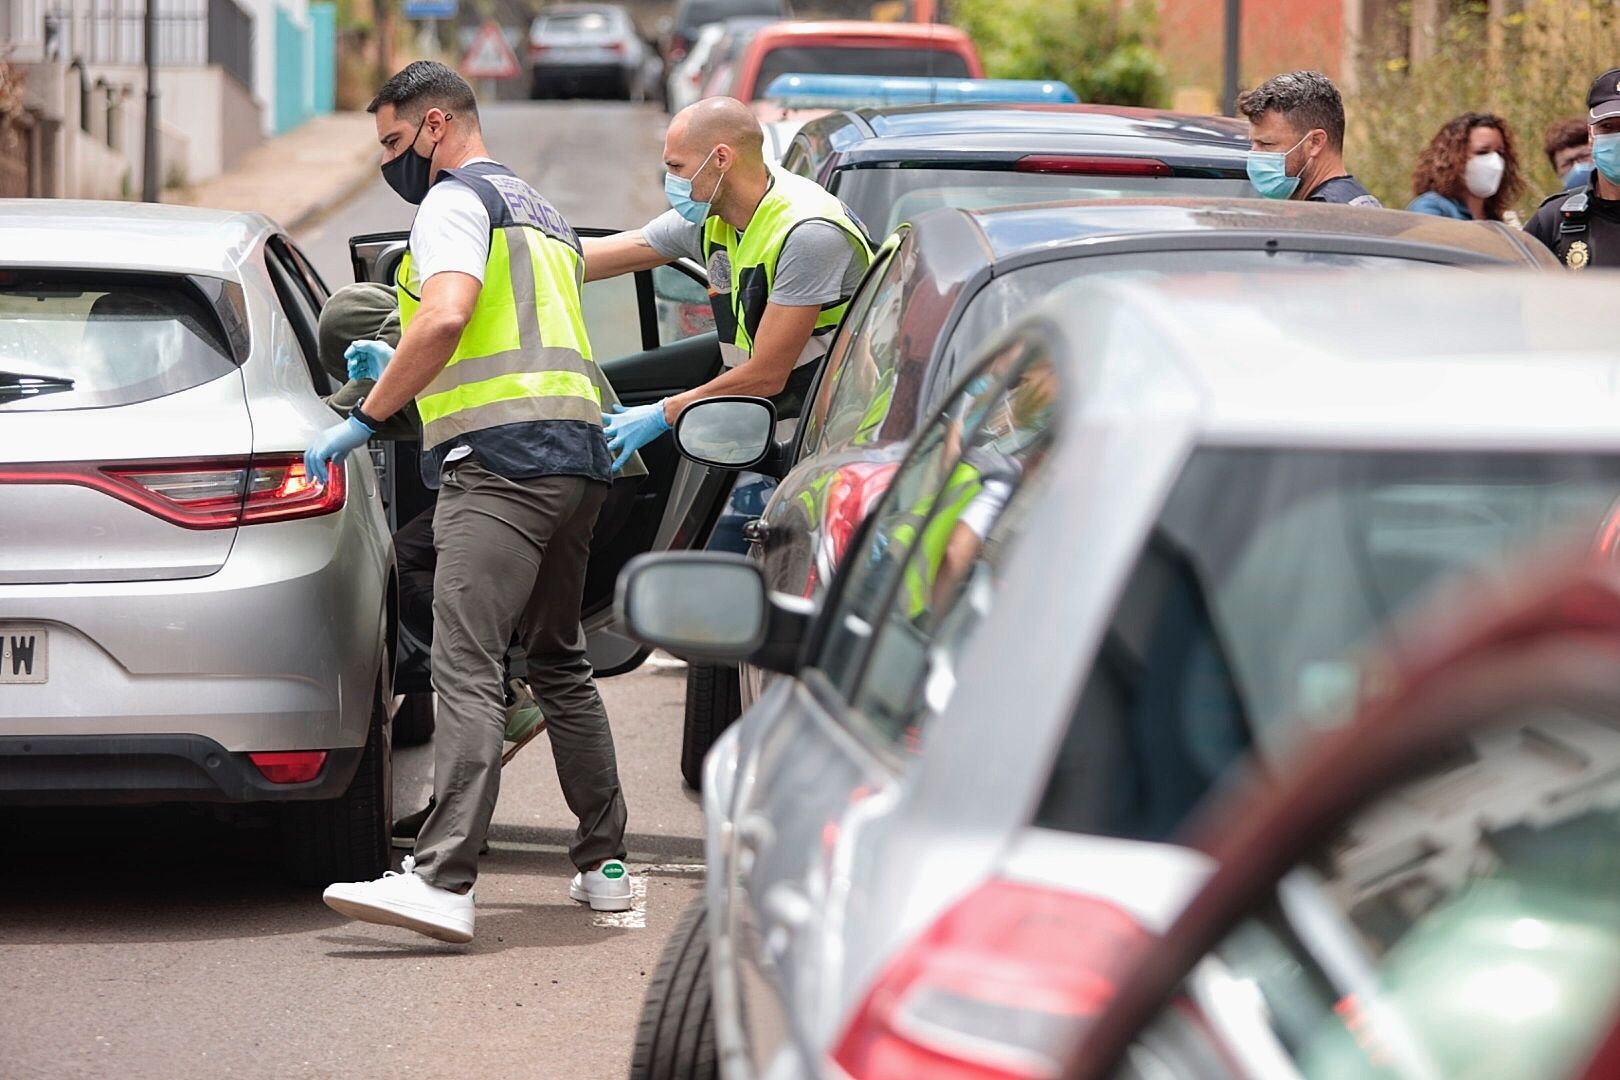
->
xmin=952 ymin=0 xmax=1168 ymax=107
xmin=1346 ymin=0 xmax=1620 ymax=214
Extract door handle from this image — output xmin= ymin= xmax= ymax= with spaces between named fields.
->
xmin=742 ymin=518 xmax=770 ymax=545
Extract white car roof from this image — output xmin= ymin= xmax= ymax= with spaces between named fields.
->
xmin=1057 ymin=270 xmax=1620 ymax=450
xmin=0 ymin=200 xmax=276 ymax=278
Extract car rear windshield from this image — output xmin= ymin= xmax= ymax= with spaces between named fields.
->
xmin=1035 ymin=447 xmax=1620 ymax=843
xmin=0 ymin=273 xmax=238 ymax=412
xmin=753 ymin=46 xmax=972 ymax=97
xmin=837 ymin=167 xmax=1254 ymax=238
xmin=541 ymin=11 xmax=616 ymax=35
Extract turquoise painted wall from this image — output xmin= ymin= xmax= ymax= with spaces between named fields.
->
xmin=310 ymin=3 xmax=336 ymax=116
xmin=273 ymin=7 xmax=312 ymax=134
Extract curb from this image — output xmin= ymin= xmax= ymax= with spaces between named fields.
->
xmin=287 ymin=154 xmax=380 ymax=234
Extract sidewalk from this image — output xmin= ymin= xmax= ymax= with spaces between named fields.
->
xmin=164 ymin=113 xmax=378 ymax=232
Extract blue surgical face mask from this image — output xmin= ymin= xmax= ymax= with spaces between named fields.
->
xmin=664 ymin=148 xmax=723 ymax=225
xmin=1592 ymin=133 xmax=1620 ymax=185
xmin=1565 ymin=161 xmax=1595 ymax=190
xmin=1246 ymin=133 xmax=1310 ymax=200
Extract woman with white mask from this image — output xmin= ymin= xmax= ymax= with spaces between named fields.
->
xmin=1407 ymin=113 xmax=1525 ymax=224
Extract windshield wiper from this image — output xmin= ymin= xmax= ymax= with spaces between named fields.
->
xmin=0 ymin=370 xmax=75 ymax=401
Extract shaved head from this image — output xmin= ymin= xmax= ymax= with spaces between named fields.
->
xmin=666 ymin=97 xmax=765 ymax=169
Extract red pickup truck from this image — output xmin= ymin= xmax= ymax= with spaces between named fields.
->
xmin=721 ymin=20 xmax=984 ymax=112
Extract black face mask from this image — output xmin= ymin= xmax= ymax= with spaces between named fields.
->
xmin=381 ymin=114 xmax=449 ymax=205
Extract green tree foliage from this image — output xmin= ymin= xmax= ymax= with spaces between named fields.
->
xmin=952 ymin=0 xmax=1168 ymax=107
xmin=1348 ymin=0 xmax=1620 ymax=214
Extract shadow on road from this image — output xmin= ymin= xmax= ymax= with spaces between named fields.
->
xmin=320 ymin=899 xmax=626 ymax=959
xmin=0 ymin=805 xmax=344 ymax=945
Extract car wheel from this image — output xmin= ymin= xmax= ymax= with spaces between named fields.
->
xmin=682 ymin=663 xmax=741 ymax=792
xmin=393 ymin=691 xmax=435 ymax=747
xmin=629 ymin=896 xmax=719 ymax=1080
xmin=277 ymin=675 xmax=393 ymax=885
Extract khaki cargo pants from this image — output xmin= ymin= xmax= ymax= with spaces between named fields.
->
xmin=410 ymin=460 xmax=627 ymax=892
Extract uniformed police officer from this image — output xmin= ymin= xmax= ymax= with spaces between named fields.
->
xmin=1526 ymin=68 xmax=1620 ymax=270
xmin=309 ymin=62 xmax=631 ymax=944
xmin=583 ymin=96 xmax=873 ymax=467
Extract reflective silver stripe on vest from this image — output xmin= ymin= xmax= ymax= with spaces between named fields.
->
xmin=506 ymin=226 xmax=544 ymax=354
xmin=422 ymin=393 xmax=604 ymax=446
xmin=719 ymin=334 xmax=831 ymax=371
xmin=422 ymin=344 xmax=599 ymax=401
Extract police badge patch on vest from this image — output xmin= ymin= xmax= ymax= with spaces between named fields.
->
xmin=1568 ymin=240 xmax=1592 ymax=270
xmin=706 ymin=249 xmax=732 ymax=294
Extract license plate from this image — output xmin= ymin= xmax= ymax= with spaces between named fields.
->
xmin=0 ymin=626 xmax=47 ymax=684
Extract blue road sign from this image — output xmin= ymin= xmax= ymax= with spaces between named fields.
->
xmin=403 ymin=0 xmax=457 ymax=20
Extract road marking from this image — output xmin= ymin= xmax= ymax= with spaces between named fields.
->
xmin=644 ymin=652 xmax=689 ymax=672
xmin=592 ymin=863 xmax=706 ymax=930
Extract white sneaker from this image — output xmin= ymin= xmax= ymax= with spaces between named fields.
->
xmin=570 ymin=859 xmax=633 ymax=912
xmin=323 ymin=856 xmax=476 ymax=943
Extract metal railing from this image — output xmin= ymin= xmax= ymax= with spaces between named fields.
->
xmin=5 ymin=0 xmax=253 ymax=89
xmin=207 ymin=0 xmax=252 ymax=89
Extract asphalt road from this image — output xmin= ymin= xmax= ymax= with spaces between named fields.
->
xmin=0 ymin=101 xmax=705 ymax=1080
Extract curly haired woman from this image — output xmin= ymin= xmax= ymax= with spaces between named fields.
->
xmin=1407 ymin=113 xmax=1525 ymax=223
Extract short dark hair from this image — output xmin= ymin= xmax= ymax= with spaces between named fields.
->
xmin=1238 ymin=70 xmax=1346 ymax=152
xmin=1544 ymin=117 xmax=1590 ymax=169
xmin=367 ymin=61 xmax=478 ymax=123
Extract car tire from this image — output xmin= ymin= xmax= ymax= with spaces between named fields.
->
xmin=393 ymin=691 xmax=435 ymax=747
xmin=629 ymin=896 xmax=719 ymax=1080
xmin=682 ymin=663 xmax=741 ymax=792
xmin=277 ymin=677 xmax=393 ymax=886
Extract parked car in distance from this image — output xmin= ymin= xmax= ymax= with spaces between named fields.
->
xmin=753 ymin=73 xmax=1079 ymax=163
xmin=529 ymin=4 xmax=653 ymax=100
xmin=722 ymin=20 xmax=984 ymax=113
xmin=661 ymin=0 xmax=790 ymax=67
xmin=1066 ymin=566 xmax=1620 ymax=1080
xmin=667 ymin=196 xmax=1556 ymax=791
xmin=622 ymin=270 xmax=1620 ymax=1080
xmin=0 ymin=201 xmax=395 ymax=884
xmin=781 ymin=102 xmax=1259 ymax=240
xmin=667 ymin=15 xmax=781 ymax=113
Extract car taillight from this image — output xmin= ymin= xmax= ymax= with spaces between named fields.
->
xmin=0 ymin=454 xmax=344 ymax=529
xmin=1014 ymin=155 xmax=1173 ymax=177
xmin=248 ymin=750 xmax=328 ymax=784
xmin=607 ymin=39 xmax=626 ymax=54
xmin=530 ymin=43 xmax=550 ymax=57
xmin=823 ymin=465 xmax=897 ymax=573
xmin=832 ymin=879 xmax=1150 ymax=1080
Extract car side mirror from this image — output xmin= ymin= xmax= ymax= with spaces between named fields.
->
xmin=674 ymin=396 xmax=778 ymax=471
xmin=615 ymin=553 xmax=812 ymax=674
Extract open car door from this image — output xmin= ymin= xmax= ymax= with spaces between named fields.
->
xmin=348 ymin=228 xmax=729 ymax=686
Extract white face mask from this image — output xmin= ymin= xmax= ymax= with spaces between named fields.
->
xmin=1464 ymin=151 xmax=1506 ymax=199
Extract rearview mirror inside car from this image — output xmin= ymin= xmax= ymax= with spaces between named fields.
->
xmin=615 ymin=553 xmax=812 ymax=673
xmin=674 ymin=397 xmax=776 ymax=470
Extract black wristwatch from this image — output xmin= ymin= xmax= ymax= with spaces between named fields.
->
xmin=350 ymin=401 xmax=384 ymax=432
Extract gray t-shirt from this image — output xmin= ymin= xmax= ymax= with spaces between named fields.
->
xmin=642 ymin=208 xmax=866 ymax=306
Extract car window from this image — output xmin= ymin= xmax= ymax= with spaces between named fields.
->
xmin=581 ymin=273 xmax=646 ymax=360
xmin=933 ymin=248 xmax=1472 ymax=413
xmin=836 ymin=167 xmax=1255 ymax=240
xmin=280 ymin=238 xmax=331 ymax=307
xmin=779 ymin=137 xmax=812 ymax=178
xmin=0 ymin=271 xmax=239 ymax=412
xmin=754 ymin=46 xmax=972 ymax=96
xmin=264 ymin=248 xmax=329 ymax=392
xmin=815 ymin=335 xmax=1057 ymax=754
xmin=1035 ymin=447 xmax=1620 ymax=845
xmin=799 ymin=245 xmax=901 ymax=459
xmin=1122 ymin=704 xmax=1620 ymax=1080
xmin=652 ymin=263 xmax=715 ymax=344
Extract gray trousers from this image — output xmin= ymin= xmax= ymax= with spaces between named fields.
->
xmin=411 ymin=461 xmax=627 ymax=892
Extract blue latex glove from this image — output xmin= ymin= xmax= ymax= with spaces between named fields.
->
xmin=601 ymin=399 xmax=671 ymax=473
xmin=344 ymin=339 xmax=395 ymax=382
xmin=304 ymin=415 xmax=374 ymax=485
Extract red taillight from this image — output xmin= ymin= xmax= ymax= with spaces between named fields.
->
xmin=0 ymin=454 xmax=344 ymax=530
xmin=824 ymin=464 xmax=898 ymax=573
xmin=1014 ymin=155 xmax=1172 ymax=177
xmin=832 ymin=879 xmax=1150 ymax=1080
xmin=607 ymin=39 xmax=626 ymax=54
xmin=530 ymin=43 xmax=550 ymax=57
xmin=248 ymin=751 xmax=329 ymax=784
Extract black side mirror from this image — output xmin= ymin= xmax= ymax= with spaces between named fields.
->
xmin=615 ymin=553 xmax=812 ymax=674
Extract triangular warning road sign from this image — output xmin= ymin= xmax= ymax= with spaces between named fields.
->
xmin=461 ymin=20 xmax=521 ymax=80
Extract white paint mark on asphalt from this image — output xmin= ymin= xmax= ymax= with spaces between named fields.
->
xmin=591 ymin=863 xmax=707 ymax=931
xmin=643 ymin=652 xmax=688 ymax=673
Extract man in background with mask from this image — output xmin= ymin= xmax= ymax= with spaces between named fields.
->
xmin=309 ymin=61 xmax=632 ymax=944
xmin=582 ymin=96 xmax=872 ymax=469
xmin=1239 ymin=70 xmax=1382 ymax=208
xmin=1527 ymin=69 xmax=1620 ymax=271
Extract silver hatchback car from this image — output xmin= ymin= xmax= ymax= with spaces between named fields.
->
xmin=618 ymin=271 xmax=1620 ymax=1080
xmin=0 ymin=201 xmax=394 ymax=883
